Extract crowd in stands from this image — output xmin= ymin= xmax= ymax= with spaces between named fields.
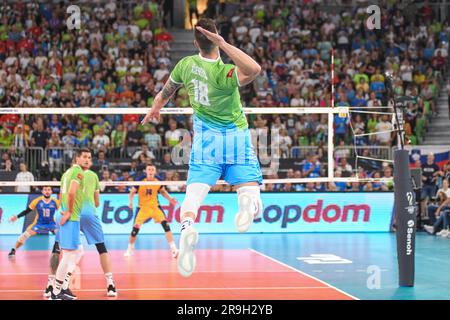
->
xmin=0 ymin=0 xmax=448 ymax=193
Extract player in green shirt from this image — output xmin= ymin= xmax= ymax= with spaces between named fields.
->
xmin=49 ymin=148 xmax=90 ymax=300
xmin=47 ymin=156 xmax=118 ymax=299
xmin=141 ymin=18 xmax=263 ymax=278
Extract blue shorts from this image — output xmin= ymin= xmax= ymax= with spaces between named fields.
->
xmin=28 ymin=222 xmax=57 ymax=234
xmin=188 ymin=116 xmax=263 ymax=186
xmin=58 ymin=220 xmax=80 ymax=250
xmin=187 ymin=162 xmax=263 ymax=186
xmin=80 ymin=214 xmax=105 ymax=245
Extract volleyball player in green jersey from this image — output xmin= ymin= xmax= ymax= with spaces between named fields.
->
xmin=46 ymin=155 xmax=117 ymax=299
xmin=141 ymin=18 xmax=263 ymax=277
xmin=49 ymin=148 xmax=90 ymax=300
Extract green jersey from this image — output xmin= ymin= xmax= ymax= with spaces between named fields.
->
xmin=82 ymin=169 xmax=100 ymax=216
xmin=60 ymin=165 xmax=85 ymax=221
xmin=170 ymin=54 xmax=247 ymax=129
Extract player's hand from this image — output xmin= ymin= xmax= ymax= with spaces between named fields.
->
xmin=141 ymin=106 xmax=161 ymax=125
xmin=9 ymin=215 xmax=17 ymax=223
xmin=169 ymin=198 xmax=178 ymax=206
xmin=59 ymin=212 xmax=71 ymax=226
xmin=195 ymin=26 xmax=225 ymax=47
xmin=129 ymin=203 xmax=133 ymax=210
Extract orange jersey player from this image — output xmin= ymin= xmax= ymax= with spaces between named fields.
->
xmin=124 ymin=164 xmax=179 ymax=258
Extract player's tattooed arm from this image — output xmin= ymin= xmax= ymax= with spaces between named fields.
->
xmin=160 ymin=79 xmax=182 ymax=101
xmin=142 ymin=79 xmax=182 ymax=124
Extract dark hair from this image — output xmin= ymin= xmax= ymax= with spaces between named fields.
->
xmin=76 ymin=148 xmax=91 ymax=157
xmin=146 ymin=164 xmax=156 ymax=169
xmin=194 ymin=18 xmax=217 ymax=54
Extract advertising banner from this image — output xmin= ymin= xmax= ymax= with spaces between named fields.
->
xmin=0 ymin=192 xmax=394 ymax=235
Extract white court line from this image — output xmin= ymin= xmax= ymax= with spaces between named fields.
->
xmin=0 ymin=287 xmax=331 ymax=293
xmin=248 ymin=248 xmax=359 ymax=300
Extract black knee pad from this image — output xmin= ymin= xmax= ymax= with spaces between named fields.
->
xmin=161 ymin=220 xmax=171 ymax=232
xmin=52 ymin=242 xmax=60 ymax=254
xmin=131 ymin=227 xmax=140 ymax=237
xmin=95 ymin=242 xmax=108 ymax=254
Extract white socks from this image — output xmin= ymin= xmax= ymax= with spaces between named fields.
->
xmin=54 ymin=250 xmax=78 ymax=295
xmin=180 ymin=217 xmax=194 ymax=233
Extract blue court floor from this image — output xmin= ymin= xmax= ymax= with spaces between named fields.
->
xmin=0 ymin=232 xmax=448 ymax=300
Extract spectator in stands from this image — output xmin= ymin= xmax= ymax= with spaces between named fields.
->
xmin=424 ymin=179 xmax=450 ymax=236
xmin=422 ymin=152 xmax=441 ymax=213
xmin=144 ymin=125 xmax=162 ymax=150
xmin=381 ymin=166 xmax=394 ymax=191
xmin=126 ymin=122 xmax=144 ymax=156
xmin=110 ymin=123 xmax=126 ymax=158
xmin=375 ymin=114 xmax=393 ymax=146
xmin=337 ymin=157 xmax=353 ymax=176
xmin=94 ymin=150 xmax=110 ymax=172
xmin=303 ymin=153 xmax=321 ymax=178
xmin=2 ymin=159 xmax=13 ymax=171
xmin=48 ymin=130 xmax=63 ymax=173
xmin=132 ymin=144 xmax=155 ymax=161
xmin=92 ymin=127 xmax=110 ymax=155
xmin=15 ymin=162 xmax=34 ymax=193
xmin=165 ymin=119 xmax=182 ymax=148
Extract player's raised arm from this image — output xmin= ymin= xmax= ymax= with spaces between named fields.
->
xmin=141 ymin=79 xmax=183 ymax=125
xmin=195 ymin=26 xmax=261 ymax=86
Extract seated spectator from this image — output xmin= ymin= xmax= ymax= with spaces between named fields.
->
xmin=110 ymin=123 xmax=127 ymax=158
xmin=93 ymin=150 xmax=110 ymax=171
xmin=424 ymin=179 xmax=450 ymax=237
xmin=126 ymin=122 xmax=144 ymax=156
xmin=165 ymin=119 xmax=182 ymax=148
xmin=48 ymin=130 xmax=63 ymax=173
xmin=375 ymin=114 xmax=393 ymax=146
xmin=92 ymin=127 xmax=110 ymax=154
xmin=132 ymin=144 xmax=155 ymax=160
xmin=302 ymin=153 xmax=321 ymax=178
xmin=337 ymin=157 xmax=353 ymax=175
xmin=1 ymin=158 xmax=13 ymax=171
xmin=15 ymin=162 xmax=34 ymax=193
xmin=99 ymin=170 xmax=114 ymax=192
xmin=144 ymin=125 xmax=162 ymax=150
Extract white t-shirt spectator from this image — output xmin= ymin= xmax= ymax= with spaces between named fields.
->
xmin=375 ymin=120 xmax=393 ymax=143
xmin=5 ymin=56 xmax=18 ymax=67
xmin=92 ymin=134 xmax=110 ymax=150
xmin=248 ymin=27 xmax=261 ymax=43
xmin=15 ymin=171 xmax=34 ymax=192
xmin=105 ymin=0 xmax=116 ymax=12
xmin=437 ymin=188 xmax=450 ymax=198
xmin=435 ymin=47 xmax=448 ymax=58
xmin=154 ymin=68 xmax=170 ymax=82
xmin=75 ymin=48 xmax=89 ymax=58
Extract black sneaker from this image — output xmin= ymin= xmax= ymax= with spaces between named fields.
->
xmin=61 ymin=288 xmax=77 ymax=300
xmin=107 ymin=284 xmax=117 ymax=297
xmin=8 ymin=249 xmax=15 ymax=258
xmin=48 ymin=291 xmax=71 ymax=300
xmin=43 ymin=285 xmax=53 ymax=298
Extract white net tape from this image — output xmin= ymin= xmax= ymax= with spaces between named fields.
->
xmin=0 ymin=106 xmax=395 ymax=187
xmin=345 ymin=105 xmax=398 ymax=173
